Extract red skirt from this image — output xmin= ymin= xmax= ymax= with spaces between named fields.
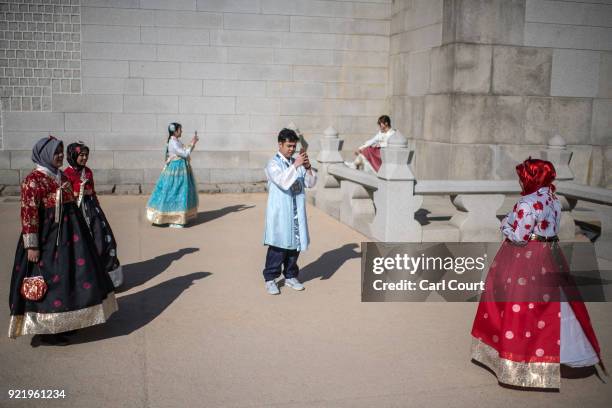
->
xmin=361 ymin=146 xmax=382 ymax=172
xmin=470 ymin=240 xmax=601 ymax=388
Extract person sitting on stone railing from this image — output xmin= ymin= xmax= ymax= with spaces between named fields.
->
xmin=344 ymin=115 xmax=396 ymax=174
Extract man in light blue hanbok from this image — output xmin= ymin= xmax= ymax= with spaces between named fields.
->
xmin=263 ymin=129 xmax=317 ymax=295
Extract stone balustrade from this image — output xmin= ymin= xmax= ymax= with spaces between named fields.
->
xmin=556 ymin=181 xmax=612 ymax=261
xmin=311 ymin=129 xmax=611 ymax=261
xmin=313 ymin=126 xmax=344 ymax=219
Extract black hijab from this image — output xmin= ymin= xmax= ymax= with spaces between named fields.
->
xmin=66 ymin=141 xmax=89 ymax=170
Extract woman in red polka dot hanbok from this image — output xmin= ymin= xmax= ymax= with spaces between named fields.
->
xmin=470 ymin=158 xmax=604 ymax=389
xmin=8 ymin=137 xmax=118 ymax=344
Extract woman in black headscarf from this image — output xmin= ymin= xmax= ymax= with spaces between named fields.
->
xmin=8 ymin=136 xmax=118 ymax=346
xmin=64 ymin=141 xmax=122 ymax=288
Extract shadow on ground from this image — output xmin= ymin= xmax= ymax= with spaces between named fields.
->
xmin=190 ymin=204 xmax=255 ymax=227
xmin=70 ymin=272 xmax=211 ymax=343
xmin=561 ymin=364 xmax=600 ymax=380
xmin=118 ymin=247 xmax=199 ymax=293
xmin=297 ymin=243 xmax=361 ymax=283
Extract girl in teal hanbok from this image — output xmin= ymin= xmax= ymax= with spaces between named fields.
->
xmin=146 ymin=123 xmax=199 ymax=228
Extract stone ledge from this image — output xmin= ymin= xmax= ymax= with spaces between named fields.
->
xmin=0 ymin=182 xmax=269 ymax=196
xmin=242 ymin=183 xmax=267 ymax=193
xmin=217 ymin=183 xmax=245 ymax=193
xmin=197 ymin=182 xmax=268 ymax=194
xmin=141 ymin=184 xmax=156 ymax=195
xmin=197 ymin=183 xmax=221 ymax=194
xmin=114 ymin=184 xmax=142 ymax=195
xmin=1 ymin=185 xmax=21 ymax=196
xmin=96 ymin=185 xmax=115 ymax=195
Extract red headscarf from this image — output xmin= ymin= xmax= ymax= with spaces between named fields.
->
xmin=515 ymin=157 xmax=556 ymax=196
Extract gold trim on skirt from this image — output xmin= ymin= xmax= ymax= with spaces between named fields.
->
xmin=146 ymin=207 xmax=197 ymax=225
xmin=8 ymin=294 xmax=118 ymax=339
xmin=471 ymin=337 xmax=560 ymax=389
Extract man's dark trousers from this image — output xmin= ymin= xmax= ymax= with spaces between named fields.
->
xmin=263 ymin=245 xmax=300 ymax=281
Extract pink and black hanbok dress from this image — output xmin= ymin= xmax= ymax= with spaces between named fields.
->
xmin=64 ymin=165 xmax=122 ymax=287
xmin=8 ymin=166 xmax=117 ymax=338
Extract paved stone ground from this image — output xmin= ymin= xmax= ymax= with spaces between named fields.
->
xmin=0 ymin=194 xmax=610 ymax=408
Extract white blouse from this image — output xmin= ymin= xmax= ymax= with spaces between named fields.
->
xmin=360 ymin=128 xmax=396 ymax=149
xmin=167 ymin=136 xmax=192 ymax=159
xmin=501 ymin=187 xmax=561 ymax=243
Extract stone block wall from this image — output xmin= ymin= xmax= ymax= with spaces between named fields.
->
xmin=0 ymin=0 xmax=81 ymax=115
xmin=1 ymin=0 xmax=610 ymax=190
xmin=0 ymin=0 xmax=391 ymax=189
xmin=391 ymin=0 xmax=612 ymax=187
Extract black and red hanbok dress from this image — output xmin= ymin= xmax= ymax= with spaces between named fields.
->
xmin=64 ymin=165 xmax=122 ymax=287
xmin=8 ymin=167 xmax=118 ymax=338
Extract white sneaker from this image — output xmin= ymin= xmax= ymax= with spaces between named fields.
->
xmin=266 ymin=280 xmax=280 ymax=295
xmin=285 ymin=277 xmax=305 ymax=291
xmin=169 ymin=223 xmax=184 ymax=228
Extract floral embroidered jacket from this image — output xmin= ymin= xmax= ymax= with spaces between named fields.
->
xmin=501 ymin=186 xmax=561 ymax=243
xmin=21 ymin=168 xmax=74 ymax=249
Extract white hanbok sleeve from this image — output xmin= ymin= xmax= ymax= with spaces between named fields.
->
xmin=265 ymin=160 xmax=298 ymax=191
xmin=359 ymin=132 xmax=382 ymax=150
xmin=168 ymin=138 xmax=192 ymax=158
xmin=304 ymin=168 xmax=317 ymax=188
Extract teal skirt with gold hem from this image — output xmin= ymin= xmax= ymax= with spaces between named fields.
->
xmin=146 ymin=158 xmax=198 ymax=225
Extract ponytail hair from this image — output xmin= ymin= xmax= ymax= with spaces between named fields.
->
xmin=167 ymin=122 xmax=181 ymax=143
xmin=165 ymin=122 xmax=182 ymax=160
